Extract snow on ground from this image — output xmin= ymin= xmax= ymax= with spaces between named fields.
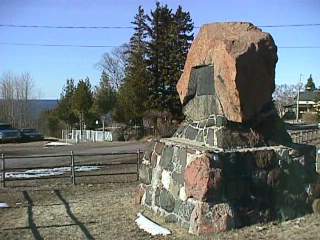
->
xmin=135 ymin=213 xmax=171 ymax=236
xmin=44 ymin=142 xmax=72 ymax=147
xmin=0 ymin=203 xmax=9 ymax=208
xmin=4 ymin=166 xmax=100 ymax=179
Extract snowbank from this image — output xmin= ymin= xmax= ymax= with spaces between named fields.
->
xmin=0 ymin=203 xmax=9 ymax=208
xmin=135 ymin=213 xmax=171 ymax=236
xmin=44 ymin=142 xmax=72 ymax=147
xmin=5 ymin=166 xmax=100 ymax=179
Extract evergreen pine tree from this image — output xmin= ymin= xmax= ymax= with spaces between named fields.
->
xmin=126 ymin=5 xmax=149 ymax=120
xmin=114 ymin=6 xmax=150 ymax=123
xmin=73 ymin=78 xmax=93 ymax=129
xmin=93 ymin=71 xmax=116 ymax=116
xmin=167 ymin=6 xmax=194 ymax=117
xmin=145 ymin=2 xmax=193 ymax=118
xmin=305 ymin=74 xmax=316 ymax=91
xmin=112 ymin=3 xmax=194 ymax=123
xmin=145 ymin=2 xmax=173 ymax=111
xmin=56 ymin=79 xmax=78 ymax=128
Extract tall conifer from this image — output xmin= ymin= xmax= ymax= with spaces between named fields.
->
xmin=145 ymin=2 xmax=193 ymax=117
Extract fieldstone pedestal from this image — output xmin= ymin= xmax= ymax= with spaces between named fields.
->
xmin=138 ymin=134 xmax=318 ymax=235
xmin=136 ymin=22 xmax=320 ymax=235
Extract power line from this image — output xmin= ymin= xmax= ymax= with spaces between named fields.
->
xmin=0 ymin=24 xmax=132 ymax=29
xmin=0 ymin=23 xmax=320 ymax=29
xmin=0 ymin=42 xmax=319 ymax=49
xmin=0 ymin=42 xmax=118 ymax=48
xmin=257 ymin=23 xmax=320 ymax=28
xmin=278 ymin=46 xmax=320 ymax=49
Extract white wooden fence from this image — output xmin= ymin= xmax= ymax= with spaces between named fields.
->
xmin=288 ymin=129 xmax=320 ymax=144
xmin=62 ymin=130 xmax=112 ymax=143
xmin=288 ymin=129 xmax=320 ymax=173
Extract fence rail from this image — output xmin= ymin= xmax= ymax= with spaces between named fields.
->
xmin=0 ymin=150 xmax=142 ymax=187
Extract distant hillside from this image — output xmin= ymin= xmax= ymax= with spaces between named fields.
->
xmin=0 ymin=99 xmax=58 ymax=120
xmin=29 ymin=99 xmax=58 ymax=118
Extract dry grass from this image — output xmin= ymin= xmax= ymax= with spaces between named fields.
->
xmin=0 ymin=182 xmax=152 ymax=240
xmin=0 ymin=181 xmax=320 ymax=240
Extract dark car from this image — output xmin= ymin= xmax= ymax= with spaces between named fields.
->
xmin=20 ymin=128 xmax=44 ymax=141
xmin=0 ymin=123 xmax=21 ymax=143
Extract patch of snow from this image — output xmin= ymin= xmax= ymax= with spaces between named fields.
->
xmin=135 ymin=213 xmax=171 ymax=236
xmin=44 ymin=142 xmax=72 ymax=147
xmin=0 ymin=203 xmax=9 ymax=208
xmin=75 ymin=166 xmax=100 ymax=172
xmin=4 ymin=166 xmax=100 ymax=179
xmin=256 ymin=226 xmax=267 ymax=231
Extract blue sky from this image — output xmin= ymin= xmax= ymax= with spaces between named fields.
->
xmin=0 ymin=0 xmax=319 ymax=99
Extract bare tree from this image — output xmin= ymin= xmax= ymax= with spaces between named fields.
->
xmin=96 ymin=44 xmax=129 ymax=90
xmin=0 ymin=72 xmax=15 ymax=124
xmin=273 ymin=83 xmax=300 ymax=117
xmin=0 ymin=71 xmax=36 ymax=128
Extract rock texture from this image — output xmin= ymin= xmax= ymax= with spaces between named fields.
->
xmin=177 ymin=22 xmax=278 ymax=122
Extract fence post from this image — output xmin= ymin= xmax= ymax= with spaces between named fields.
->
xmin=1 ymin=154 xmax=5 ymax=188
xmin=70 ymin=151 xmax=76 ymax=185
xmin=137 ymin=149 xmax=141 ymax=181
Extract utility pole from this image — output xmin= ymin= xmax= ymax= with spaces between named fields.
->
xmin=102 ymin=118 xmax=105 ymax=140
xmin=296 ymin=74 xmax=303 ymax=122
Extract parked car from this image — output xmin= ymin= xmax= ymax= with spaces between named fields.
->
xmin=0 ymin=123 xmax=21 ymax=143
xmin=20 ymin=128 xmax=44 ymax=141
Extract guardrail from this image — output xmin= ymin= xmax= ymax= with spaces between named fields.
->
xmin=0 ymin=150 xmax=142 ymax=187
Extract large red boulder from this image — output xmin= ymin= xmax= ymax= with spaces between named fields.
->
xmin=177 ymin=22 xmax=278 ymax=122
xmin=184 ymin=155 xmax=222 ymax=200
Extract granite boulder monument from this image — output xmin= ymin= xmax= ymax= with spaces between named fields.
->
xmin=137 ymin=22 xmax=320 ymax=235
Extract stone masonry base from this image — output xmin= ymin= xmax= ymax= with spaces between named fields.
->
xmin=137 ymin=138 xmax=319 ymax=235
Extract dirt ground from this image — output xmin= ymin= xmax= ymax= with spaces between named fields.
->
xmin=0 ymin=141 xmax=320 ymax=239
